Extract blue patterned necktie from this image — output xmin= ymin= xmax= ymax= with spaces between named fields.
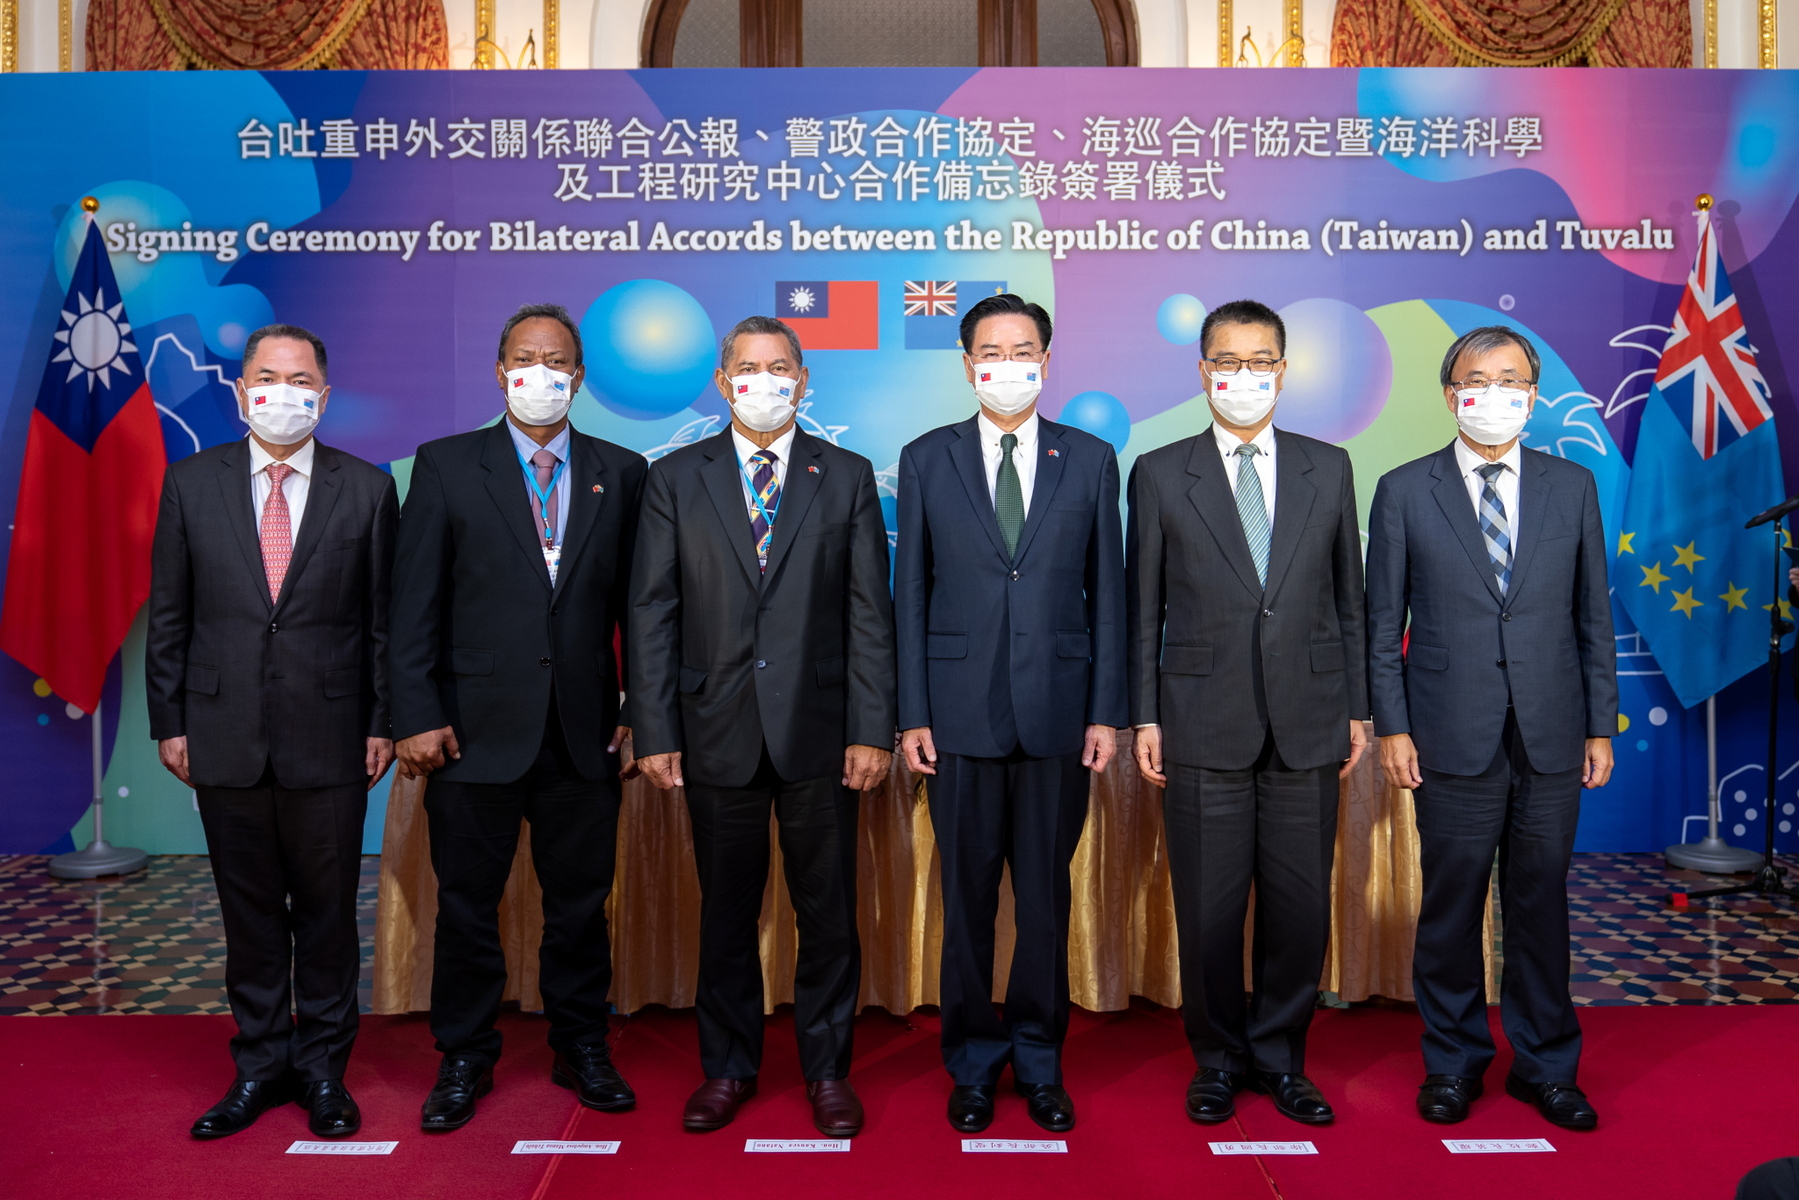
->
xmin=748 ymin=449 xmax=781 ymax=571
xmin=1233 ymin=443 xmax=1270 ymax=587
xmin=1476 ymin=461 xmax=1513 ymax=596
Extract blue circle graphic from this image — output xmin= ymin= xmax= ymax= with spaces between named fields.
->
xmin=1157 ymin=294 xmax=1207 ymax=345
xmin=1059 ymin=390 xmax=1132 ymax=453
xmin=581 ymin=280 xmax=717 ymax=420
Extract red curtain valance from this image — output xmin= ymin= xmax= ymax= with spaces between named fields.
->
xmin=1331 ymin=0 xmax=1692 ymax=68
xmin=87 ymin=0 xmax=449 ymax=71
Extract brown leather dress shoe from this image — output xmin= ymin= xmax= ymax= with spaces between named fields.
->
xmin=806 ymin=1080 xmax=864 ymax=1138
xmin=683 ymin=1077 xmax=756 ymax=1132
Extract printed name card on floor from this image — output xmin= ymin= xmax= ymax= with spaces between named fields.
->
xmin=512 ymin=1141 xmax=621 ymax=1154
xmin=1443 ymin=1139 xmax=1556 ymax=1154
xmin=286 ymin=1141 xmax=399 ymax=1155
xmin=1208 ymin=1141 xmax=1319 ymax=1156
xmin=962 ymin=1139 xmax=1068 ymax=1153
xmin=744 ymin=1139 xmax=851 ymax=1153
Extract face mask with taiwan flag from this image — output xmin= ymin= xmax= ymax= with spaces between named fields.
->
xmin=241 ymin=382 xmax=320 ymax=445
xmin=973 ymin=359 xmax=1042 ymax=416
xmin=729 ymin=371 xmax=798 ymax=432
xmin=1208 ymin=369 xmax=1278 ymax=427
xmin=505 ymin=363 xmax=574 ymax=426
xmin=1453 ymin=382 xmax=1532 ymax=446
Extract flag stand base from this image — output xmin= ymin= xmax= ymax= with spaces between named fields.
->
xmin=1665 ymin=837 xmax=1763 ymax=875
xmin=48 ymin=837 xmax=148 ymax=880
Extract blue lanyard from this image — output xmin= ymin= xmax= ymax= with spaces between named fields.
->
xmin=516 ymin=449 xmax=567 ymax=545
xmin=743 ymin=456 xmax=780 ymax=528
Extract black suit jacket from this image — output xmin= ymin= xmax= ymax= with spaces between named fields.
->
xmin=145 ymin=437 xmax=397 ymax=789
xmin=388 ymin=421 xmax=647 ymax=784
xmin=1366 ymin=443 xmax=1618 ymax=776
xmin=1127 ymin=427 xmax=1368 ymax=772
xmin=628 ymin=429 xmax=896 ymax=787
xmin=895 ymin=415 xmax=1127 ymax=759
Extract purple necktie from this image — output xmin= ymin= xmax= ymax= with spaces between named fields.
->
xmin=529 ymin=448 xmax=560 ymax=546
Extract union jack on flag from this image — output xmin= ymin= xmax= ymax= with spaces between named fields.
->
xmin=1653 ymin=212 xmax=1774 ymax=459
xmin=903 ymin=280 xmax=957 ymax=317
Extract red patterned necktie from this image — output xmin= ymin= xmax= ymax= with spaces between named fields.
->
xmin=261 ymin=462 xmax=295 ymax=602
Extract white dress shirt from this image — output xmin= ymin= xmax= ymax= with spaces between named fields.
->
xmin=1453 ymin=436 xmax=1523 ymax=533
xmin=506 ymin=419 xmax=572 ymax=547
xmin=977 ymin=411 xmax=1039 ymax=515
xmin=248 ymin=435 xmax=314 ymax=539
xmin=731 ymin=424 xmax=797 ymax=521
xmin=1212 ymin=420 xmax=1277 ymax=527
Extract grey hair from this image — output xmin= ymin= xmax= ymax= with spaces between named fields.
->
xmin=243 ymin=323 xmax=327 ymax=380
xmin=1440 ymin=325 xmax=1541 ymax=387
xmin=720 ymin=315 xmax=803 ymax=371
xmin=497 ymin=303 xmax=583 ymax=366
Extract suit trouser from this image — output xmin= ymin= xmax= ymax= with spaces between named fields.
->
xmin=927 ymin=746 xmax=1090 ymax=1086
xmin=196 ymin=765 xmax=367 ymax=1082
xmin=684 ymin=745 xmax=860 ymax=1081
xmin=1413 ymin=710 xmax=1583 ymax=1082
xmin=424 ymin=703 xmax=620 ymax=1063
xmin=1163 ymin=732 xmax=1338 ymax=1075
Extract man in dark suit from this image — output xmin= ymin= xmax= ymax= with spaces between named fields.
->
xmin=147 ymin=324 xmax=396 ymax=1139
xmin=1367 ymin=326 xmax=1616 ymax=1131
xmin=631 ymin=316 xmax=895 ymax=1138
xmin=896 ymin=293 xmax=1126 ymax=1134
xmin=1127 ymin=299 xmax=1367 ymax=1127
xmin=389 ymin=303 xmax=647 ymax=1132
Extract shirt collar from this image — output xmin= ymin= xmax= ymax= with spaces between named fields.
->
xmin=1213 ymin=421 xmax=1275 ymax=460
xmin=1453 ymin=436 xmax=1522 ymax=479
xmin=977 ymin=410 xmax=1038 ymax=449
xmin=247 ymin=434 xmax=315 ymax=478
xmin=506 ymin=417 xmax=571 ymax=465
xmin=731 ymin=423 xmax=797 ymax=468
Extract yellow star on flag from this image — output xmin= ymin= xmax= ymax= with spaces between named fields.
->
xmin=1671 ymin=541 xmax=1706 ymax=572
xmin=1639 ymin=561 xmax=1670 ymax=593
xmin=1719 ymin=582 xmax=1750 ymax=612
xmin=1617 ymin=531 xmax=1636 ymax=555
xmin=1670 ymin=588 xmax=1704 ymax=618
xmin=1764 ymin=598 xmax=1795 ymax=619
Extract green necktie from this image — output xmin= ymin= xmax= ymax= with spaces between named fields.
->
xmin=995 ymin=431 xmax=1024 ymax=559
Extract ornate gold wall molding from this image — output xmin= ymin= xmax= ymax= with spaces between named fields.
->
xmin=544 ymin=0 xmax=559 ymax=67
xmin=0 ymin=0 xmax=16 ymax=72
xmin=1218 ymin=0 xmax=1232 ymax=66
xmin=1703 ymin=0 xmax=1717 ymax=67
xmin=1760 ymin=0 xmax=1777 ymax=67
xmin=475 ymin=0 xmax=497 ymax=67
xmin=1286 ymin=0 xmax=1304 ymax=65
xmin=59 ymin=0 xmax=71 ymax=70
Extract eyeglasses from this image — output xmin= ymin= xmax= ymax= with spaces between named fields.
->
xmin=1450 ymin=376 xmax=1534 ymax=390
xmin=972 ymin=350 xmax=1045 ymax=363
xmin=1205 ymin=357 xmax=1282 ymax=376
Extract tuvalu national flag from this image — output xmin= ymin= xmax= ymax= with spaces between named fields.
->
xmin=0 ymin=220 xmax=166 ymax=713
xmin=774 ymin=280 xmax=879 ymax=350
xmin=903 ymin=280 xmax=1007 ymax=350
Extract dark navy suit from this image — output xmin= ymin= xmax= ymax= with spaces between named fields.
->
xmin=895 ymin=414 xmax=1125 ymax=1086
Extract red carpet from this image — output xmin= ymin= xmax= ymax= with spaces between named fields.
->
xmin=3 ymin=1004 xmax=1787 ymax=1199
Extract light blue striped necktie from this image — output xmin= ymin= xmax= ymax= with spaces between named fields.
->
xmin=1476 ymin=462 xmax=1513 ymax=595
xmin=1233 ymin=443 xmax=1270 ymax=587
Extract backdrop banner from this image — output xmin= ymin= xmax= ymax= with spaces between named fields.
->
xmin=1 ymin=66 xmax=1796 ymax=857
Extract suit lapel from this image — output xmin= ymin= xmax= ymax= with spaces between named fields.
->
xmin=1260 ymin=430 xmax=1317 ymax=604
xmin=699 ymin=435 xmax=765 ymax=587
xmin=1010 ymin=419 xmax=1067 ymax=565
xmin=481 ymin=421 xmax=553 ymax=591
xmin=552 ymin=433 xmax=609 ymax=598
xmin=1186 ymin=428 xmax=1264 ymax=599
xmin=1499 ymin=450 xmax=1551 ymax=606
xmin=216 ymin=439 xmax=271 ymax=612
xmin=272 ymin=441 xmax=342 ymax=616
xmin=759 ymin=431 xmax=824 ymax=588
xmin=1430 ymin=444 xmax=1506 ymax=607
xmin=948 ymin=417 xmax=1012 ymax=563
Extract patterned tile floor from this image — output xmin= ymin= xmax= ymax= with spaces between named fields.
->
xmin=0 ymin=852 xmax=1795 ymax=1015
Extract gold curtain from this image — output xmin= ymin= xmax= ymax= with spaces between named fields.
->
xmin=85 ymin=0 xmax=448 ymax=71
xmin=1329 ymin=0 xmax=1692 ymax=67
xmin=374 ymin=729 xmax=1493 ymax=1016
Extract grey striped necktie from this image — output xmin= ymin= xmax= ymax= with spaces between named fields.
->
xmin=1233 ymin=443 xmax=1270 ymax=587
xmin=1476 ymin=462 xmax=1513 ymax=595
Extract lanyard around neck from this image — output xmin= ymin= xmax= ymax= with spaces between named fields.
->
xmin=516 ymin=447 xmax=567 ymax=545
xmin=743 ymin=454 xmax=781 ymax=528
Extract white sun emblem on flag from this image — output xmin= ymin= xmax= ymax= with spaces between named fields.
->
xmin=787 ymin=286 xmax=816 ymax=314
xmin=52 ymin=286 xmax=136 ymax=391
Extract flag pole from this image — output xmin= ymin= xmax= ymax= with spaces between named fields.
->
xmin=48 ymin=700 xmax=147 ymax=879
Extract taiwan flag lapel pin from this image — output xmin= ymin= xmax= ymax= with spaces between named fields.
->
xmin=808 ymin=464 xmax=820 ymax=474
xmin=593 ymin=484 xmax=604 ymax=493
xmin=1047 ymin=448 xmax=1061 ymax=457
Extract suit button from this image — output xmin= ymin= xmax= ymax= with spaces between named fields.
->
xmin=1010 ymin=571 xmax=1020 ymax=581
xmin=1263 ymin=609 xmax=1273 ymax=618
xmin=756 ymin=660 xmax=767 ymax=668
xmin=268 ymin=623 xmax=277 ymax=633
xmin=539 ymin=657 xmax=552 ymax=667
xmin=1496 ymin=659 xmax=1507 ymax=668
xmin=1502 ymin=612 xmax=1513 ymax=622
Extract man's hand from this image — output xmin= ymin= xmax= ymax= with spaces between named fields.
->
xmin=397 ymin=726 xmax=461 ymax=779
xmin=365 ymin=738 xmax=395 ymax=789
xmin=901 ymin=727 xmax=938 ymax=776
xmin=639 ymin=751 xmax=684 ymax=791
xmin=1378 ymin=732 xmax=1422 ymax=791
xmin=610 ymin=726 xmax=639 ymax=780
xmin=1340 ymin=720 xmax=1369 ymax=779
xmin=1582 ymin=736 xmax=1614 ymax=789
xmin=1133 ymin=726 xmax=1166 ymax=788
xmin=1082 ymin=724 xmax=1117 ymax=773
xmin=158 ymin=736 xmax=191 ymax=786
xmin=843 ymin=744 xmax=892 ymax=792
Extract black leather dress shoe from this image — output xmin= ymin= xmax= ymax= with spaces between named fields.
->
xmin=947 ymin=1085 xmax=995 ymax=1133
xmin=301 ymin=1080 xmax=362 ymax=1138
xmin=1248 ymin=1071 xmax=1334 ymax=1125
xmin=191 ymin=1078 xmax=299 ymax=1139
xmin=552 ymin=1043 xmax=636 ymax=1112
xmin=1015 ymin=1082 xmax=1076 ymax=1133
xmin=1417 ymin=1075 xmax=1483 ymax=1124
xmin=421 ymin=1055 xmax=494 ymax=1132
xmin=1505 ymin=1074 xmax=1598 ymax=1130
xmin=1186 ymin=1068 xmax=1241 ymax=1123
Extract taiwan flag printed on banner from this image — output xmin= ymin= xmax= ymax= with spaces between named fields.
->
xmin=903 ymin=280 xmax=1007 ymax=349
xmin=0 ymin=220 xmax=166 ymax=713
xmin=1616 ymin=209 xmax=1784 ymax=708
xmin=774 ymin=281 xmax=879 ymax=349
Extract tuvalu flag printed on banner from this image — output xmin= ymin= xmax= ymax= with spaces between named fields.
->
xmin=1616 ymin=209 xmax=1786 ymax=709
xmin=0 ymin=219 xmax=166 ymax=714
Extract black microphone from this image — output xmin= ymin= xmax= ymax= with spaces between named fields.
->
xmin=1746 ymin=495 xmax=1799 ymax=528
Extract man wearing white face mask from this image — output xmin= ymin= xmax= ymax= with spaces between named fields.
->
xmin=1126 ymin=299 xmax=1367 ymax=1128
xmin=631 ymin=316 xmax=894 ymax=1137
xmin=1367 ymin=326 xmax=1616 ymax=1132
xmin=147 ymin=324 xmax=398 ymax=1140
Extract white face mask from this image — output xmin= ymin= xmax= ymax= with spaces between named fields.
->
xmin=1454 ymin=383 xmax=1532 ymax=446
xmin=505 ymin=364 xmax=575 ymax=427
xmin=241 ymin=382 xmax=321 ymax=446
xmin=729 ymin=371 xmax=798 ymax=433
xmin=972 ymin=359 xmax=1043 ymax=416
xmin=1208 ymin=369 xmax=1279 ymax=427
